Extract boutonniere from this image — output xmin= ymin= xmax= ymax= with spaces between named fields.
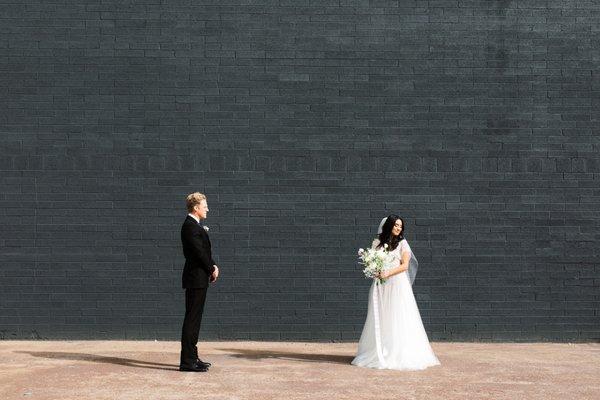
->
xmin=203 ymin=225 xmax=209 ymax=232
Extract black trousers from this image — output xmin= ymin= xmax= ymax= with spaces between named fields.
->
xmin=180 ymin=287 xmax=208 ymax=367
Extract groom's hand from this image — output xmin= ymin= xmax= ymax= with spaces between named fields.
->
xmin=210 ymin=265 xmax=219 ymax=283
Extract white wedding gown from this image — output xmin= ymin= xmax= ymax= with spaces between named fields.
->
xmin=352 ymin=238 xmax=440 ymax=370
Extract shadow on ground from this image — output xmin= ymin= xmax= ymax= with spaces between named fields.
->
xmin=218 ymin=348 xmax=354 ymax=364
xmin=16 ymin=351 xmax=178 ymax=371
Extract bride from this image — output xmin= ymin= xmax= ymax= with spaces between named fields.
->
xmin=352 ymin=215 xmax=440 ymax=370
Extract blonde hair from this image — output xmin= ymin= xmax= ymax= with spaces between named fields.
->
xmin=186 ymin=192 xmax=206 ymax=212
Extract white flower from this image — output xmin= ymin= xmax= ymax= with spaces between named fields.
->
xmin=357 ymin=246 xmax=389 ymax=284
xmin=203 ymin=225 xmax=209 ymax=232
xmin=383 ymin=243 xmax=388 ymax=249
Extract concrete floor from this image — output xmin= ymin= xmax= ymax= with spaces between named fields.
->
xmin=0 ymin=341 xmax=598 ymax=400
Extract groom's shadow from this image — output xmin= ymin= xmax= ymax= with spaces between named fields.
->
xmin=16 ymin=351 xmax=178 ymax=371
xmin=218 ymin=347 xmax=354 ymax=365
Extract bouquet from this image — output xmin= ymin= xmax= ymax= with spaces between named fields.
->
xmin=357 ymin=243 xmax=393 ymax=284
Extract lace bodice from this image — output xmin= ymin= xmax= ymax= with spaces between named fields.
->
xmin=371 ymin=238 xmax=413 ymax=269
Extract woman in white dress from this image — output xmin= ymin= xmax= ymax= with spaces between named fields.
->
xmin=352 ymin=215 xmax=440 ymax=370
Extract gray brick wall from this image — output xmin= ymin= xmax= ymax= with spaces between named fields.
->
xmin=1 ymin=1 xmax=599 ymax=341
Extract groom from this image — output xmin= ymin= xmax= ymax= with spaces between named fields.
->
xmin=179 ymin=192 xmax=219 ymax=372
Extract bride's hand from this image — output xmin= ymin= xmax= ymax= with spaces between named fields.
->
xmin=379 ymin=270 xmax=390 ymax=280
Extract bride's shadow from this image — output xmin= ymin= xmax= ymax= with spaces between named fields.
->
xmin=16 ymin=351 xmax=178 ymax=371
xmin=218 ymin=347 xmax=354 ymax=365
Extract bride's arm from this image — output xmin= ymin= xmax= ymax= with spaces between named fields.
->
xmin=380 ymin=250 xmax=410 ymax=279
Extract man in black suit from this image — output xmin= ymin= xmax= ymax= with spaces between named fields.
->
xmin=179 ymin=192 xmax=219 ymax=372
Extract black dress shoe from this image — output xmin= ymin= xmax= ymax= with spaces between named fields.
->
xmin=196 ymin=358 xmax=211 ymax=367
xmin=179 ymin=363 xmax=209 ymax=372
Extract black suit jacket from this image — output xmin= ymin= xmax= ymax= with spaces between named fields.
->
xmin=181 ymin=215 xmax=216 ymax=288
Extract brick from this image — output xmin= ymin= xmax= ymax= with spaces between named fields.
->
xmin=0 ymin=0 xmax=598 ymax=342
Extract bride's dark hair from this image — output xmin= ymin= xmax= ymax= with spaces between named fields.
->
xmin=377 ymin=214 xmax=405 ymax=251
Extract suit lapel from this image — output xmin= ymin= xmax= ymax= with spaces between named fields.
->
xmin=186 ymin=215 xmax=210 ymax=244
xmin=199 ymin=223 xmax=211 ymax=247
